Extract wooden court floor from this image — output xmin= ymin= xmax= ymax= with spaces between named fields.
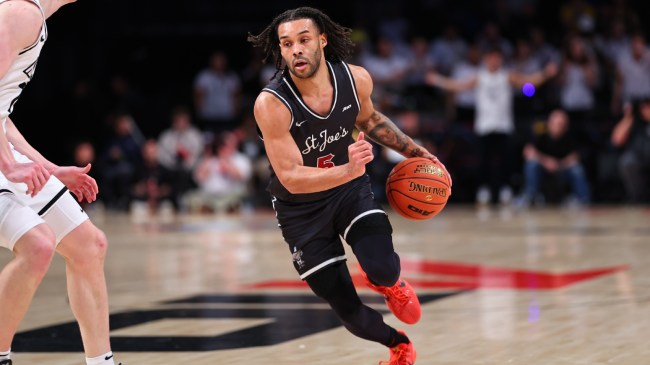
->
xmin=1 ymin=206 xmax=649 ymax=364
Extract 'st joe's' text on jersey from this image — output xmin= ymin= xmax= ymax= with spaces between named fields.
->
xmin=261 ymin=61 xmax=361 ymax=202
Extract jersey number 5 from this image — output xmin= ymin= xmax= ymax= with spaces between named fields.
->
xmin=317 ymin=154 xmax=335 ymax=169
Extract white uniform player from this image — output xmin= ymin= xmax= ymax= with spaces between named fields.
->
xmin=0 ymin=1 xmax=119 ymax=364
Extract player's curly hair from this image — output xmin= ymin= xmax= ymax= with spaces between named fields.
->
xmin=247 ymin=7 xmax=354 ymax=70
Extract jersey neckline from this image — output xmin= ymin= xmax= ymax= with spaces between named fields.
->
xmin=281 ymin=61 xmax=338 ymax=120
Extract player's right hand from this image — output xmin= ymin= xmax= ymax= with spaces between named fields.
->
xmin=4 ymin=162 xmax=50 ymax=197
xmin=347 ymin=132 xmax=374 ymax=178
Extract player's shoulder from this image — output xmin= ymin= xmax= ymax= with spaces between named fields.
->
xmin=0 ymin=0 xmax=42 ymax=27
xmin=255 ymin=90 xmax=285 ymax=111
xmin=253 ymin=90 xmax=292 ymax=129
xmin=344 ymin=63 xmax=373 ymax=98
xmin=0 ymin=1 xmax=43 ymax=48
xmin=346 ymin=64 xmax=372 ymax=85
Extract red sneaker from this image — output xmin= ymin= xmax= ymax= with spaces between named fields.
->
xmin=359 ymin=264 xmax=421 ymax=324
xmin=379 ymin=332 xmax=416 ymax=365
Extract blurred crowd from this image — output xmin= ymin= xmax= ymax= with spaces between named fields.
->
xmin=71 ymin=0 xmax=650 ymax=215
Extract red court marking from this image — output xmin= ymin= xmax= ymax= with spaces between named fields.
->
xmin=245 ymin=259 xmax=628 ymax=290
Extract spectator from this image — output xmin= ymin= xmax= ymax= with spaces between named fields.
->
xmin=612 ymin=33 xmax=650 ymax=113
xmin=131 ymin=139 xmax=176 ymax=215
xmin=516 ymin=110 xmax=591 ymax=208
xmin=187 ymin=132 xmax=253 ymax=213
xmin=530 ymin=27 xmax=561 ymax=67
xmin=99 ymin=113 xmax=144 ymax=210
xmin=428 ymin=25 xmax=467 ymax=75
xmin=477 ymin=22 xmax=514 ymax=60
xmin=611 ymin=99 xmax=650 ymax=203
xmin=404 ymin=36 xmax=434 ymax=88
xmin=194 ymin=51 xmax=242 ymax=134
xmin=512 ymin=38 xmax=543 ymax=75
xmin=450 ymin=43 xmax=481 ymax=122
xmin=558 ymin=35 xmax=598 ymax=125
xmin=594 ymin=19 xmax=630 ymax=65
xmin=73 ymin=141 xmax=96 ymax=168
xmin=361 ymin=36 xmax=409 ymax=110
xmin=427 ymin=47 xmax=558 ymax=205
xmin=157 ymin=106 xmax=204 ymax=205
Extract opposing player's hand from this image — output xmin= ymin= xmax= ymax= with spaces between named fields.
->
xmin=347 ymin=132 xmax=374 ymax=178
xmin=52 ymin=163 xmax=99 ymax=203
xmin=3 ymin=162 xmax=50 ymax=197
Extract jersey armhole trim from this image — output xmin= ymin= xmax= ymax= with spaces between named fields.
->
xmin=341 ymin=63 xmax=361 ymax=112
xmin=261 ymin=88 xmax=295 ymax=136
xmin=11 ymin=0 xmax=46 ymax=55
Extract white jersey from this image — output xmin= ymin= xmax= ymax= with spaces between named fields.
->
xmin=0 ymin=0 xmax=47 ymax=127
xmin=474 ymin=67 xmax=514 ymax=136
xmin=0 ymin=0 xmax=61 ymax=193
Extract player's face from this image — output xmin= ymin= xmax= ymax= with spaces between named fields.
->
xmin=278 ymin=18 xmax=327 ymax=79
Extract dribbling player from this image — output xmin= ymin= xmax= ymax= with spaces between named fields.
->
xmin=249 ymin=7 xmax=447 ymax=364
xmin=0 ymin=1 xmax=120 ymax=364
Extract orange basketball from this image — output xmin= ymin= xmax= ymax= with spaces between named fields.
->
xmin=386 ymin=157 xmax=451 ymax=220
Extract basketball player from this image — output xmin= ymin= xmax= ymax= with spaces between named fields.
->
xmin=0 ymin=1 xmax=120 ymax=364
xmin=248 ymin=7 xmax=446 ymax=364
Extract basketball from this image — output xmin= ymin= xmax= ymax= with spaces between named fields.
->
xmin=386 ymin=157 xmax=451 ymax=220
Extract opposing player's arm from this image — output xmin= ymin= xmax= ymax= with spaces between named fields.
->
xmin=5 ymin=117 xmax=98 ymax=202
xmin=351 ymin=65 xmax=437 ymax=161
xmin=0 ymin=3 xmax=51 ymax=196
xmin=254 ymin=92 xmax=371 ymax=194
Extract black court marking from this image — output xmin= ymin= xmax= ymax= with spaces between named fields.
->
xmin=14 ymin=292 xmax=462 ymax=352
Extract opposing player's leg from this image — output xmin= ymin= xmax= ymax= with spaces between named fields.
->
xmin=344 ymin=212 xmax=421 ymax=325
xmin=0 ymin=194 xmax=56 ymax=363
xmin=305 ymin=262 xmax=415 ymax=364
xmin=34 ymin=188 xmax=115 ymax=364
xmin=56 ymin=220 xmax=112 ymax=361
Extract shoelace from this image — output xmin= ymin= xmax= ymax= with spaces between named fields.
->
xmin=386 ymin=281 xmax=411 ymax=304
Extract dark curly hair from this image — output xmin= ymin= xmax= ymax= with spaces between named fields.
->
xmin=247 ymin=7 xmax=354 ymax=71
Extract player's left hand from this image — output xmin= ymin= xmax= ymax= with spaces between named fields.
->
xmin=52 ymin=163 xmax=99 ymax=203
xmin=413 ymin=149 xmax=452 ymax=187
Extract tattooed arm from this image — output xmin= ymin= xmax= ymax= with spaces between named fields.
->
xmin=350 ymin=64 xmax=438 ymax=161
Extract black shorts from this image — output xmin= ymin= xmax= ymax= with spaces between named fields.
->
xmin=272 ymin=175 xmax=387 ymax=279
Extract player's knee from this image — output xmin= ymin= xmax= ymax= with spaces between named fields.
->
xmin=360 ymin=254 xmax=400 ymax=287
xmin=94 ymin=228 xmax=109 ymax=259
xmin=345 ymin=212 xmax=392 ymax=244
xmin=64 ymin=225 xmax=108 ymax=266
xmin=16 ymin=227 xmax=56 ymax=277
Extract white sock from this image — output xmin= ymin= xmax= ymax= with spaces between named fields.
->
xmin=86 ymin=351 xmax=115 ymax=365
xmin=0 ymin=349 xmax=10 ymax=361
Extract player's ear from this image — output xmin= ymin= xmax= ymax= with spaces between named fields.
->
xmin=320 ymin=33 xmax=328 ymax=48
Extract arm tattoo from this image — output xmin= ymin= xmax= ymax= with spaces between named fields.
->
xmin=360 ymin=111 xmax=413 ymax=154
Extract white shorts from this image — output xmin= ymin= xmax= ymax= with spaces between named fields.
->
xmin=0 ymin=176 xmax=89 ymax=251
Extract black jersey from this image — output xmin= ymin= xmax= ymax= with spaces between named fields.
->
xmin=261 ymin=61 xmax=362 ymax=202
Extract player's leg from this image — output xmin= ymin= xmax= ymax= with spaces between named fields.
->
xmin=56 ymin=221 xmax=112 ymax=361
xmin=344 ymin=212 xmax=421 ymax=325
xmin=36 ymin=189 xmax=115 ymax=364
xmin=305 ymin=262 xmax=415 ymax=364
xmin=0 ymin=195 xmax=56 ymax=362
